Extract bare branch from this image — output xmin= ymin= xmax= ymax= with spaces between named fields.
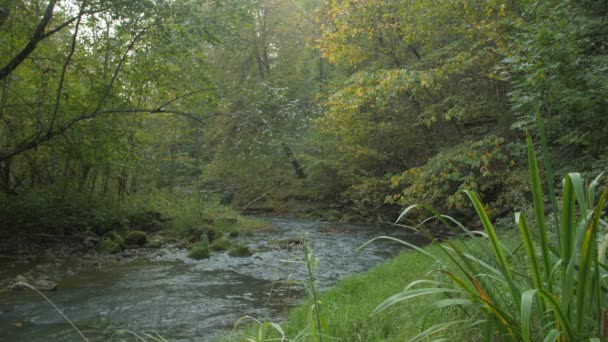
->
xmin=48 ymin=0 xmax=88 ymax=134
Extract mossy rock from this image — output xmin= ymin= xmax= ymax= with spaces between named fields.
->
xmin=209 ymin=236 xmax=231 ymax=251
xmin=98 ymin=239 xmax=122 ymax=254
xmin=125 ymin=230 xmax=147 ymax=246
xmin=228 ymin=244 xmax=253 ymax=257
xmin=188 ymin=243 xmax=210 ymax=259
xmin=148 ymin=239 xmax=162 ymax=248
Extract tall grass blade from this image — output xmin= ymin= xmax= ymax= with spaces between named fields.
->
xmin=574 ymin=188 xmax=608 ymax=333
xmin=11 ymin=282 xmax=88 ymax=342
xmin=536 ymin=111 xmax=560 ymax=238
xmin=409 ymin=319 xmax=484 ymax=342
xmin=526 ymin=132 xmax=552 ymax=288
xmin=543 ymin=329 xmax=561 ymax=342
xmin=560 ymin=175 xmax=576 ymax=271
xmin=359 ymin=236 xmax=438 ymax=260
xmin=374 ymin=287 xmax=466 ymax=314
xmin=515 ymin=212 xmax=542 ymax=290
xmin=464 ymin=190 xmax=512 ymax=281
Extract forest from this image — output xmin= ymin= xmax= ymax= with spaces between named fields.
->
xmin=1 ymin=0 xmax=607 ymax=341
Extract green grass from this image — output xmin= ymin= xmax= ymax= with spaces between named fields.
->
xmin=223 ymin=236 xmax=515 ymax=341
xmin=224 ymin=132 xmax=608 ymax=341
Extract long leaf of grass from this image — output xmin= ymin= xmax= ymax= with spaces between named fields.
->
xmin=521 ymin=289 xmax=536 ymax=342
xmin=536 ymin=111 xmax=560 ymax=239
xmin=541 ymin=290 xmax=575 ymax=340
xmin=526 ymin=132 xmax=553 ymax=288
xmin=373 ymin=287 xmax=465 ymax=314
xmin=464 ymin=190 xmax=512 ymax=281
xmin=409 ymin=319 xmax=485 ymax=342
xmin=592 ymin=188 xmax=608 ymax=334
xmin=442 ymin=242 xmax=517 ymax=313
xmin=574 ymin=188 xmax=607 ymax=333
xmin=569 ymin=173 xmax=588 ymax=217
xmin=395 ymin=204 xmax=419 ymax=224
xmin=11 ymin=282 xmax=88 ymax=341
xmin=358 ymin=236 xmax=438 ymax=260
xmin=560 ymin=175 xmax=576 ymax=284
xmin=516 ymin=212 xmax=543 ymax=290
xmin=543 ymin=329 xmax=561 ymax=342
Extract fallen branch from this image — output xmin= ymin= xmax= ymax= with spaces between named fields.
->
xmin=241 ymin=181 xmax=287 ymax=210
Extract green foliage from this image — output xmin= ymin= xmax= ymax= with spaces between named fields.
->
xmin=188 ymin=242 xmax=210 ymax=260
xmin=209 ymin=236 xmax=232 ymax=252
xmin=227 ymin=244 xmax=253 ymax=257
xmin=341 ymin=177 xmax=391 ymax=217
xmin=0 ymin=188 xmax=126 ymax=236
xmin=387 ymin=136 xmax=515 ymax=218
xmin=379 ymin=135 xmax=608 ymax=340
xmin=97 ymin=239 xmax=122 ymax=255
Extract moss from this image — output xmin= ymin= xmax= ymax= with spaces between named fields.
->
xmin=188 ymin=243 xmax=210 ymax=259
xmin=207 ymin=227 xmax=221 ymax=242
xmin=125 ymin=230 xmax=147 ymax=246
xmin=228 ymin=244 xmax=253 ymax=257
xmin=97 ymin=239 xmax=122 ymax=254
xmin=148 ymin=239 xmax=162 ymax=248
xmin=209 ymin=236 xmax=232 ymax=251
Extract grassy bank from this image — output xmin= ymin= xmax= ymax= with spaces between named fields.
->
xmin=225 ymin=229 xmax=520 ymax=342
xmin=227 ymin=135 xmax=608 ymax=341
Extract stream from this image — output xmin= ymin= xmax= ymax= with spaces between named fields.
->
xmin=0 ymin=217 xmax=426 ymax=341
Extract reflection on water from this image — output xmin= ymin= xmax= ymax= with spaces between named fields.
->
xmin=0 ymin=217 xmax=426 ymax=341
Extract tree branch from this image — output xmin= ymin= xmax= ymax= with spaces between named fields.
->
xmin=48 ymin=0 xmax=87 ymax=134
xmin=0 ymin=0 xmax=57 ymax=81
xmin=0 ymin=108 xmax=246 ymax=162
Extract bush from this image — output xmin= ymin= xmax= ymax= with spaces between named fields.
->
xmin=387 ymin=135 xmax=515 ymax=218
xmin=188 ymin=243 xmax=210 ymax=259
xmin=379 ymin=134 xmax=608 ymax=340
xmin=97 ymin=239 xmax=122 ymax=254
xmin=228 ymin=244 xmax=253 ymax=257
xmin=209 ymin=236 xmax=231 ymax=251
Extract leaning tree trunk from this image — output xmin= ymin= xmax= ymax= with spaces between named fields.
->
xmin=282 ymin=144 xmax=306 ymax=179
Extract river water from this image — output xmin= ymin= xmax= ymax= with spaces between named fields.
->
xmin=0 ymin=217 xmax=426 ymax=341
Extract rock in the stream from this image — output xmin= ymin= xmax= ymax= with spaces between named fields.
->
xmin=33 ymin=279 xmax=57 ymax=291
xmin=11 ymin=275 xmax=57 ymax=291
xmin=125 ymin=231 xmax=147 ymax=247
xmin=121 ymin=249 xmax=136 ymax=258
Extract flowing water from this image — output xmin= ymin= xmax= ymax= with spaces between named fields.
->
xmin=0 ymin=217 xmax=426 ymax=341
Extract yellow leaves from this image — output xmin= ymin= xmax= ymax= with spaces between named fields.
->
xmin=499 ymin=4 xmax=506 ymax=17
xmin=355 ymin=87 xmax=364 ymax=97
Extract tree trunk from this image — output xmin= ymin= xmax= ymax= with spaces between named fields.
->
xmin=282 ymin=144 xmax=306 ymax=179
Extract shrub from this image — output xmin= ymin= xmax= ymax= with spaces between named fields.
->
xmin=97 ymin=239 xmax=122 ymax=254
xmin=228 ymin=244 xmax=253 ymax=257
xmin=209 ymin=236 xmax=231 ymax=251
xmin=188 ymin=243 xmax=210 ymax=259
xmin=386 ymin=135 xmax=515 ymax=218
xmin=377 ymin=133 xmax=608 ymax=341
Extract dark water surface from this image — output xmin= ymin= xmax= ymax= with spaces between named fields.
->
xmin=0 ymin=217 xmax=425 ymax=341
